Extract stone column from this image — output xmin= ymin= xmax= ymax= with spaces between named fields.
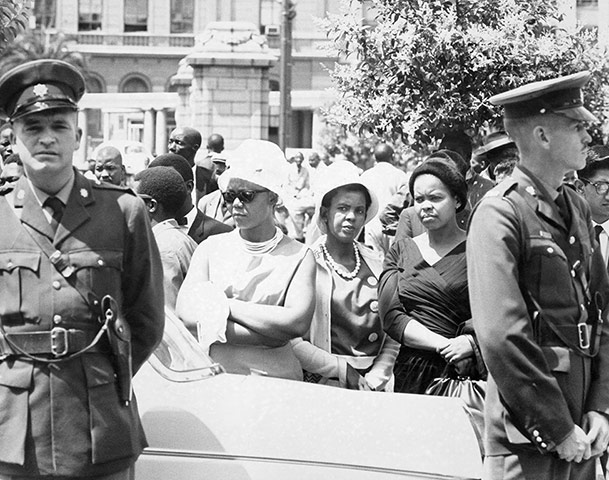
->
xmin=171 ymin=60 xmax=194 ymax=128
xmin=181 ymin=22 xmax=277 ymax=148
xmin=143 ymin=109 xmax=155 ymax=155
xmin=155 ymin=109 xmax=168 ymax=155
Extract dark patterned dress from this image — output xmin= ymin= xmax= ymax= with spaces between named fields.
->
xmin=378 ymin=237 xmax=471 ymax=394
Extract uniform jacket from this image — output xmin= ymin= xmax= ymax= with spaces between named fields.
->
xmin=0 ymin=170 xmax=165 ymax=477
xmin=467 ymin=165 xmax=609 ymax=456
xmin=187 ymin=208 xmax=233 ymax=244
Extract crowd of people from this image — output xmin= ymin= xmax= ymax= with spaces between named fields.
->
xmin=0 ymin=57 xmax=609 ymax=480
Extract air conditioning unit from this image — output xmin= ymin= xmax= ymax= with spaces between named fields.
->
xmin=264 ymin=25 xmax=281 ymax=37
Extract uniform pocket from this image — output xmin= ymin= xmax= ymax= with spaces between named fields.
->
xmin=69 ymin=250 xmax=123 ymax=297
xmin=82 ymin=355 xmax=143 ymax=464
xmin=0 ymin=251 xmax=41 ymax=324
xmin=527 ymin=237 xmax=571 ymax=304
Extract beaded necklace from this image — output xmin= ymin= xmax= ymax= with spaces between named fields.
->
xmin=320 ymin=241 xmax=361 ymax=280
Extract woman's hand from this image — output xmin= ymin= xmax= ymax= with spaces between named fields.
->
xmin=438 ymin=335 xmax=474 ymax=364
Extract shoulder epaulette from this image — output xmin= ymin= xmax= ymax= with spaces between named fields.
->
xmin=91 ymin=181 xmax=136 ymax=196
xmin=487 ymin=178 xmax=518 ymax=198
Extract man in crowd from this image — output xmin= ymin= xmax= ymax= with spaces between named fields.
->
xmin=0 ymin=152 xmax=24 ymax=191
xmin=94 ymin=144 xmax=126 ymax=186
xmin=468 ymin=71 xmax=609 ymax=479
xmin=0 ymin=59 xmax=164 ymax=479
xmin=134 ymin=166 xmax=197 ymax=309
xmin=0 ymin=123 xmax=13 ymax=162
xmin=360 ymin=143 xmax=408 ymax=255
xmin=149 ymin=153 xmax=232 ymax=243
xmin=285 ymin=151 xmax=314 ymax=241
xmin=194 ymin=132 xmax=224 ymax=202
xmin=473 ymin=131 xmax=519 ymax=182
xmin=577 ymin=145 xmax=609 ymax=268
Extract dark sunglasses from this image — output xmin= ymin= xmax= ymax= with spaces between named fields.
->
xmin=0 ymin=176 xmax=20 ymax=185
xmin=222 ymin=189 xmax=267 ymax=204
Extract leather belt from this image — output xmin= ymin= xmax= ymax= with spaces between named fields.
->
xmin=2 ymin=328 xmax=106 ymax=357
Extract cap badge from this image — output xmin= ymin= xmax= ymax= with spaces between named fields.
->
xmin=525 ymin=186 xmax=537 ymax=197
xmin=32 ymin=84 xmax=49 ymax=97
xmin=80 ymin=188 xmax=88 ymax=198
xmin=34 ymin=101 xmax=48 ymax=110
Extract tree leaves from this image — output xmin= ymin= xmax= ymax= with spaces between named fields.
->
xmin=323 ymin=0 xmax=609 ymax=151
xmin=0 ymin=1 xmax=30 ymax=52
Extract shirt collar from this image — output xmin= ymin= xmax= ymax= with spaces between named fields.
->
xmin=28 ymin=173 xmax=75 ymax=207
xmin=181 ymin=206 xmax=197 ymax=230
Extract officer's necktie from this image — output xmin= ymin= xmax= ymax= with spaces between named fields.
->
xmin=595 ymin=224 xmax=604 ymax=242
xmin=44 ymin=196 xmax=64 ymax=233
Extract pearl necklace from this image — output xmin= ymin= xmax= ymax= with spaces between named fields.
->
xmin=240 ymin=227 xmax=284 ymax=255
xmin=320 ymin=241 xmax=361 ymax=280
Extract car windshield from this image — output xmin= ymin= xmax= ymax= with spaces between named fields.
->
xmin=148 ymin=308 xmax=224 ymax=382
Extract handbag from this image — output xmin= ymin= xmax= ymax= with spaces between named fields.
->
xmin=425 ymin=365 xmax=486 ymax=454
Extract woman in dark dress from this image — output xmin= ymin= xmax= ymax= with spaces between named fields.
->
xmin=378 ymin=159 xmax=484 ymax=394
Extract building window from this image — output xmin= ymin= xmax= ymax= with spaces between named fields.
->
xmin=34 ymin=0 xmax=56 ymax=28
xmin=577 ymin=0 xmax=598 ymax=5
xmin=121 ymin=76 xmax=150 ymax=93
xmin=79 ymin=0 xmax=102 ymax=31
xmin=124 ymin=0 xmax=147 ymax=32
xmin=170 ymin=0 xmax=194 ymax=34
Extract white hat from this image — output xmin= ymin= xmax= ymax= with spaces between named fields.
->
xmin=217 ymin=139 xmax=288 ymax=197
xmin=314 ymin=160 xmax=379 ymax=232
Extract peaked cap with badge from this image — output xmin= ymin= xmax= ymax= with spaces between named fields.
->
xmin=489 ymin=71 xmax=598 ymax=123
xmin=0 ymin=59 xmax=85 ymax=121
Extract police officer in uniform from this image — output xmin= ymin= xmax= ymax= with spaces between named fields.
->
xmin=0 ymin=60 xmax=165 ymax=479
xmin=468 ymin=72 xmax=609 ymax=479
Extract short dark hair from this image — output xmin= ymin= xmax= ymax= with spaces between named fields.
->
xmin=134 ymin=166 xmax=187 ymax=217
xmin=579 ymin=145 xmax=609 ymax=180
xmin=149 ymin=153 xmax=194 ymax=183
xmin=207 ymin=133 xmax=224 ymax=153
xmin=439 ymin=131 xmax=472 ymax=161
xmin=321 ymin=183 xmax=372 ymax=212
xmin=427 ymin=149 xmax=468 ymax=178
xmin=409 ymin=158 xmax=468 ymax=213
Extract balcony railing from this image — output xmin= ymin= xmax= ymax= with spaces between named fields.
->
xmin=63 ymin=32 xmax=195 ymax=48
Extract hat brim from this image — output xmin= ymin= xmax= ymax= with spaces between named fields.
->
xmin=474 ymin=137 xmax=515 ymax=157
xmin=316 ymin=181 xmax=379 ymax=232
xmin=555 ymin=105 xmax=599 ymax=123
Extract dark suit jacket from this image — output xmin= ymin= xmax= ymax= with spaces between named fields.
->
xmin=188 ymin=208 xmax=233 ymax=244
xmin=467 ymin=166 xmax=609 ymax=457
xmin=0 ymin=170 xmax=165 ymax=477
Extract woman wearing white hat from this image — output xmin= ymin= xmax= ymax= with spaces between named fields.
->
xmin=291 ymin=162 xmax=399 ymax=390
xmin=177 ymin=139 xmax=316 ymax=380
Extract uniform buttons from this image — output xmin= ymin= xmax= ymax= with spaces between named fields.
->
xmin=368 ymin=332 xmax=379 ymax=342
xmin=541 ymin=442 xmax=548 ymax=449
xmin=52 ymin=281 xmax=61 ymax=290
xmin=97 ymin=259 xmax=105 ymax=266
xmin=569 ymin=236 xmax=576 ymax=245
xmin=368 ymin=277 xmax=378 ymax=287
xmin=547 ymin=247 xmax=554 ymax=254
xmin=370 ymin=301 xmax=379 ymax=313
xmin=53 ymin=314 xmax=62 ymax=325
xmin=536 ymin=436 xmax=543 ymax=443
